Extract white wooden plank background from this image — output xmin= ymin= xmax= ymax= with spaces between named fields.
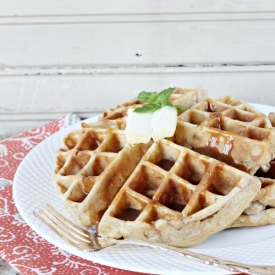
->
xmin=1 ymin=0 xmax=275 ymax=15
xmin=0 ymin=0 xmax=275 ymax=136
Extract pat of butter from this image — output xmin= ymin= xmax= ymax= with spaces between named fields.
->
xmin=151 ymin=106 xmax=177 ymax=141
xmin=125 ymin=106 xmax=177 ymax=144
xmin=125 ymin=109 xmax=153 ymax=144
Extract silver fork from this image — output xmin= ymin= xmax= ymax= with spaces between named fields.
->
xmin=33 ymin=204 xmax=275 ymax=275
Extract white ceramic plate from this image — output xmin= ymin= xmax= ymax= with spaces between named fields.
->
xmin=13 ymin=103 xmax=275 ymax=275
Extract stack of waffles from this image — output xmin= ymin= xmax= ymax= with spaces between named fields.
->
xmin=173 ymin=95 xmax=275 ymax=229
xmin=52 ymin=87 xmax=275 ymax=247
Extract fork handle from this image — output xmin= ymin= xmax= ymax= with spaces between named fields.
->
xmin=173 ymin=249 xmax=273 ymax=275
xmin=116 ymin=240 xmax=274 ymax=275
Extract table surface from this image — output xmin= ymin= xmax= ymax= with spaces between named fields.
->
xmin=0 ymin=114 xmax=246 ymax=275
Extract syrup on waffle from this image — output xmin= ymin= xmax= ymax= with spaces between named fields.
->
xmin=174 ymin=96 xmax=275 ymax=175
xmin=98 ymin=139 xmax=261 ymax=247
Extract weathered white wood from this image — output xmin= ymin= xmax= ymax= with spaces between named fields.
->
xmin=1 ymin=66 xmax=275 ymax=114
xmin=0 ymin=0 xmax=275 ymax=136
xmin=2 ymin=12 xmax=275 ymax=24
xmin=1 ymin=0 xmax=275 ymax=16
xmin=1 ymin=65 xmax=275 ymax=136
xmin=1 ymin=17 xmax=275 ymax=67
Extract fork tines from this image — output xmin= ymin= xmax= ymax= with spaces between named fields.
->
xmin=33 ymin=204 xmax=98 ymax=250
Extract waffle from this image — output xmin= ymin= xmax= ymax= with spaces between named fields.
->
xmin=53 ymin=87 xmax=207 ymax=227
xmin=193 ymin=95 xmax=272 ymax=128
xmin=269 ymin=112 xmax=275 ymax=127
xmin=231 ymin=160 xmax=275 ymax=227
xmin=82 ymin=87 xmax=208 ymax=130
xmin=174 ymin=97 xmax=275 ymax=175
xmin=213 ymin=95 xmax=269 ymax=115
xmin=52 ymin=127 xmax=152 ymax=226
xmin=98 ymin=139 xmax=261 ymax=248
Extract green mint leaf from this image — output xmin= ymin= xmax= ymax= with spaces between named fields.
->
xmin=154 ymin=88 xmax=176 ymax=109
xmin=155 ymin=87 xmax=176 ymax=105
xmin=137 ymin=91 xmax=158 ymax=103
xmin=174 ymin=105 xmax=189 ymax=110
xmin=162 ymin=101 xmax=173 ymax=107
xmin=134 ymin=87 xmax=188 ymax=113
xmin=134 ymin=104 xmax=158 ymax=113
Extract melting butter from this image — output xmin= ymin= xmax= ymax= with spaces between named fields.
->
xmin=125 ymin=109 xmax=153 ymax=144
xmin=151 ymin=106 xmax=177 ymax=141
xmin=125 ymin=106 xmax=177 ymax=144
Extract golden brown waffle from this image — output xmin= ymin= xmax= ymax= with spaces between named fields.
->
xmin=269 ymin=112 xmax=275 ymax=127
xmin=213 ymin=94 xmax=268 ymax=115
xmin=82 ymin=87 xmax=208 ymax=130
xmin=98 ymin=139 xmax=261 ymax=248
xmin=231 ymin=160 xmax=275 ymax=227
xmin=193 ymin=96 xmax=272 ymax=128
xmin=167 ymin=86 xmax=208 ymax=109
xmin=52 ymin=128 xmax=152 ymax=226
xmin=174 ymin=97 xmax=275 ymax=175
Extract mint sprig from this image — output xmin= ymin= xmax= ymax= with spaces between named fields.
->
xmin=134 ymin=87 xmax=187 ymax=113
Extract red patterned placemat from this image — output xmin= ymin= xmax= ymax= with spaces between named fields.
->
xmin=0 ymin=114 xmax=151 ymax=275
